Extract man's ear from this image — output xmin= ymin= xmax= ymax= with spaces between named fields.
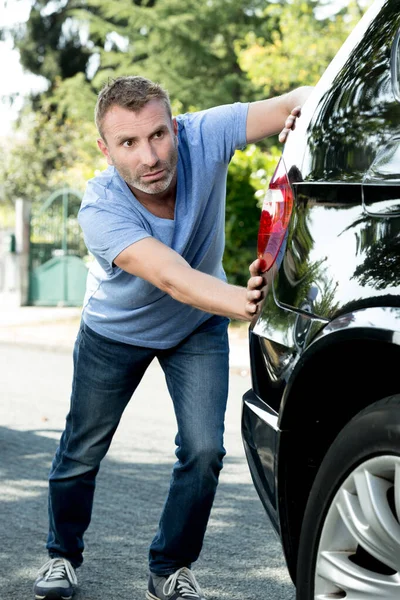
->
xmin=97 ymin=138 xmax=113 ymax=166
xmin=173 ymin=118 xmax=178 ymax=136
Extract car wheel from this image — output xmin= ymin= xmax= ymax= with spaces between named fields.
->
xmin=296 ymin=394 xmax=400 ymax=600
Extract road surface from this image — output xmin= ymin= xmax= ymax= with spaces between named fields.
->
xmin=0 ymin=344 xmax=295 ymax=600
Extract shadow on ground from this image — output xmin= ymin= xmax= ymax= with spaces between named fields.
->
xmin=0 ymin=344 xmax=294 ymax=600
xmin=0 ymin=424 xmax=294 ymax=600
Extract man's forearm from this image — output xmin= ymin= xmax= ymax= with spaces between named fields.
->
xmin=161 ymin=264 xmax=252 ymax=321
xmin=246 ymin=85 xmax=314 ymax=143
xmin=114 ymin=237 xmax=265 ymax=320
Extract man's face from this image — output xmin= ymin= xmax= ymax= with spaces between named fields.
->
xmin=97 ymin=99 xmax=178 ymax=196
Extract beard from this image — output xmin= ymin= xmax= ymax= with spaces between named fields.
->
xmin=113 ymin=141 xmax=179 ymax=196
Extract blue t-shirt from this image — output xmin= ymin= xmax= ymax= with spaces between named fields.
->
xmin=78 ymin=101 xmax=249 ymax=348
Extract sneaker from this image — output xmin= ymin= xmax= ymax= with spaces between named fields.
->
xmin=146 ymin=567 xmax=207 ymax=600
xmin=33 ymin=557 xmax=78 ymax=600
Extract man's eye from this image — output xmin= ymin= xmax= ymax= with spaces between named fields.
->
xmin=123 ymin=140 xmax=133 ymax=147
xmin=153 ymin=131 xmax=164 ymax=139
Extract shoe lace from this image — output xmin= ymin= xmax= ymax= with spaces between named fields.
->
xmin=163 ymin=567 xmax=203 ymax=599
xmin=37 ymin=558 xmax=78 ymax=585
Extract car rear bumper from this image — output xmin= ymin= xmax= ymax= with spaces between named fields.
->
xmin=241 ymin=388 xmax=280 ymax=536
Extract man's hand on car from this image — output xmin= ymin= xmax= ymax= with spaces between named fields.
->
xmin=278 ymin=106 xmax=302 ymax=143
xmin=245 ymin=258 xmax=268 ymax=317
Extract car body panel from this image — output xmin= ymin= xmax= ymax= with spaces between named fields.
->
xmin=243 ymin=306 xmax=400 ymax=579
xmin=241 ymin=0 xmax=400 ymax=586
xmin=268 ymin=0 xmax=400 ymax=321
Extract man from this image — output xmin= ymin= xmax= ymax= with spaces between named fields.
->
xmin=33 ymin=76 xmax=312 ymax=600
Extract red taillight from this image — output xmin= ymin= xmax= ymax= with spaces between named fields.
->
xmin=257 ymin=158 xmax=293 ymax=272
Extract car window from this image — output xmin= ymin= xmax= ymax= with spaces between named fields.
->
xmin=301 ymin=3 xmax=400 ymax=182
xmin=391 ymin=28 xmax=400 ymax=102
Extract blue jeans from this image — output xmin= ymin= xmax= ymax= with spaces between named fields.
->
xmin=46 ymin=315 xmax=229 ymax=575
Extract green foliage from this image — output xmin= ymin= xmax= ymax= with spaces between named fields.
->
xmin=224 ymin=144 xmax=281 ymax=286
xmin=0 ymin=204 xmax=15 ymax=227
xmin=236 ymin=0 xmax=372 ymax=96
xmin=13 ymin=0 xmax=93 ymax=82
xmin=85 ymin=0 xmax=266 ymax=109
xmin=1 ymin=0 xmax=374 ymax=285
xmin=0 ymin=74 xmax=104 ymax=206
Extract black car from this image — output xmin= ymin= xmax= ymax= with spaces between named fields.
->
xmin=241 ymin=0 xmax=400 ymax=598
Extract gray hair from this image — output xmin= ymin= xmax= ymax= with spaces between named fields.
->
xmin=95 ymin=76 xmax=172 ymax=140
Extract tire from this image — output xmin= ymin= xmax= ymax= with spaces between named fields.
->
xmin=296 ymin=394 xmax=400 ymax=600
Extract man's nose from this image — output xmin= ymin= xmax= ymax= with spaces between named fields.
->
xmin=140 ymin=142 xmax=158 ymax=167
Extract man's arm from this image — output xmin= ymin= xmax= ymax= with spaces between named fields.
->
xmin=114 ymin=237 xmax=266 ymax=322
xmin=246 ymin=86 xmax=314 ymax=144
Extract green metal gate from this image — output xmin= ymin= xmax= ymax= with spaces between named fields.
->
xmin=29 ymin=188 xmax=89 ymax=306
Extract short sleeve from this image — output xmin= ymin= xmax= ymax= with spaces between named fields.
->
xmin=178 ymin=102 xmax=249 ymax=164
xmin=78 ymin=199 xmax=151 ymax=277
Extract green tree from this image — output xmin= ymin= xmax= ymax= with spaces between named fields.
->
xmin=0 ymin=74 xmax=103 ymax=206
xmin=1 ymin=0 xmax=373 ymax=285
xmin=10 ymin=0 xmax=93 ymax=83
xmin=76 ymin=0 xmax=268 ymax=109
xmin=236 ymin=0 xmax=374 ymax=96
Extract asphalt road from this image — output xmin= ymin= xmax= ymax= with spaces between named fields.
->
xmin=0 ymin=344 xmax=295 ymax=600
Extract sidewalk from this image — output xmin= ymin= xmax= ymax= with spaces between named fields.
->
xmin=0 ymin=305 xmax=82 ymax=351
xmin=0 ymin=305 xmax=250 ymax=370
